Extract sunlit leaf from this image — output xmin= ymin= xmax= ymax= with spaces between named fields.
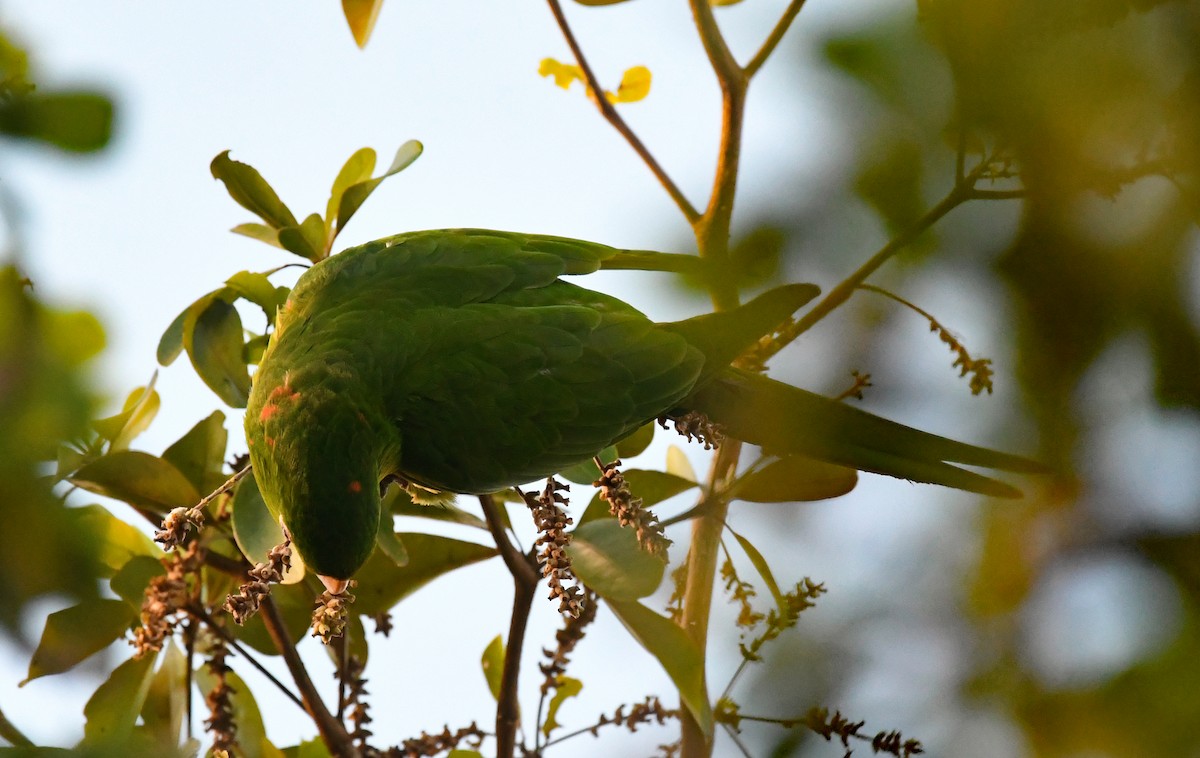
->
xmin=231 ymin=222 xmax=283 ymax=248
xmin=336 ymin=141 xmax=423 ymax=233
xmin=580 ymin=468 xmax=698 ymax=525
xmin=481 ymin=634 xmax=504 ymax=700
xmin=605 ymin=65 xmax=652 ymax=103
xmin=538 ymin=57 xmax=585 ymax=90
xmin=110 ymin=555 xmax=166 ymax=607
xmin=141 ymin=640 xmax=186 ymax=750
xmin=194 ymin=667 xmax=279 ymax=758
xmin=225 ymin=271 xmax=288 ymax=323
xmin=210 ymin=151 xmax=297 ymax=230
xmin=69 ymin=504 xmax=161 ymax=573
xmin=615 ymin=421 xmax=655 ymax=459
xmin=341 ymin=0 xmax=386 ymax=48
xmin=542 ymin=676 xmax=583 ymax=736
xmin=22 ymin=599 xmax=136 ymax=685
xmin=666 ymin=445 xmax=697 ymax=482
xmin=354 ymin=533 xmax=497 ymax=616
xmin=231 ymin=472 xmax=305 ymax=584
xmin=278 ymin=223 xmax=319 ymax=262
xmin=727 ymin=527 xmax=786 ymax=616
xmin=734 ymin=456 xmax=857 ymax=503
xmin=607 ymin=599 xmax=712 ymax=736
xmin=326 ymin=147 xmax=376 ymax=234
xmin=185 ymin=297 xmax=252 ymax=408
xmin=70 ymin=451 xmax=200 ymax=513
xmin=82 ymin=652 xmax=157 ymax=746
xmin=567 ymin=519 xmax=666 ymax=600
xmin=92 ymin=377 xmax=160 ymax=452
xmin=161 ymin=411 xmax=227 ymax=494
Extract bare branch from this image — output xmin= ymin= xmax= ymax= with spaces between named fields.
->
xmin=745 ymin=0 xmax=810 ymax=79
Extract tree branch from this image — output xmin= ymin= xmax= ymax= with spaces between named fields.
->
xmin=545 ymin=0 xmax=700 ymax=223
xmin=745 ymin=0 xmax=809 ymax=79
xmin=479 ymin=494 xmax=539 ymax=758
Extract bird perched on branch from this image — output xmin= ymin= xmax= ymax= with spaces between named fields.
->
xmin=244 ymin=229 xmax=1041 ymax=592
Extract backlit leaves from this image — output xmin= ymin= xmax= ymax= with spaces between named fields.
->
xmin=538 ymin=58 xmax=652 ymax=103
xmin=342 ymin=0 xmax=386 ymax=48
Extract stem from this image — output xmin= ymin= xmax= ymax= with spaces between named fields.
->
xmin=190 ymin=605 xmax=306 ymax=711
xmin=545 ymin=0 xmax=700 ymax=223
xmin=259 ymin=596 xmax=358 ymax=757
xmin=479 ymin=494 xmax=539 ymax=758
xmin=745 ymin=0 xmax=810 ymax=78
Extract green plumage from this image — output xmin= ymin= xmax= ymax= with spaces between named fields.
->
xmin=245 ymin=229 xmax=1041 ymax=580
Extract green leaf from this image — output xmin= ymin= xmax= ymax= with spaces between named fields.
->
xmin=278 ymin=224 xmax=319 ymax=262
xmin=559 ymin=445 xmax=616 ymax=485
xmin=728 ymin=527 xmax=786 ymax=617
xmin=69 ymin=504 xmax=162 ymax=572
xmin=92 ymin=377 xmax=160 ymax=452
xmin=666 ymin=445 xmax=698 ymax=482
xmin=606 ymin=599 xmax=712 ymax=736
xmin=580 ymin=469 xmax=698 ymax=525
xmin=161 ymin=411 xmax=228 ymax=494
xmin=82 ymin=652 xmax=158 ymax=746
xmin=734 ymin=456 xmax=858 ymax=503
xmin=194 ymin=667 xmax=278 ymax=758
xmin=231 ymin=472 xmax=305 ymax=584
xmin=447 ymin=752 xmax=484 ymax=758
xmin=615 ymin=421 xmax=655 ymax=459
xmin=22 ymin=599 xmax=136 ymax=685
xmin=0 ymin=90 xmax=113 ymax=153
xmin=0 ymin=702 xmax=33 ymax=747
xmin=336 ymin=140 xmax=423 ymax=232
xmin=110 ymin=555 xmax=166 ymax=606
xmin=231 ymin=222 xmax=283 ymax=248
xmin=567 ymin=519 xmax=666 ymax=600
xmin=283 ymin=739 xmax=334 ymax=758
xmin=225 ymin=271 xmax=288 ymax=323
xmin=354 ymin=533 xmax=497 ymax=616
xmin=389 ymin=487 xmax=487 ymax=529
xmin=481 ymin=635 xmax=504 ymax=701
xmin=326 ymin=148 xmax=376 ymax=234
xmin=141 ymin=640 xmax=186 ymax=750
xmin=376 ymin=510 xmax=409 ymax=566
xmin=542 ymin=676 xmax=582 ymax=736
xmin=341 ymin=0 xmax=386 ymax=48
xmin=157 ymin=306 xmax=189 ymax=367
xmin=210 ymin=151 xmax=297 ymax=230
xmin=185 ymin=297 xmax=252 ymax=408
xmin=70 ymin=450 xmax=200 ymax=513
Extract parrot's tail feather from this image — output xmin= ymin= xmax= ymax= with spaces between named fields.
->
xmin=685 ymin=368 xmax=1045 ymax=497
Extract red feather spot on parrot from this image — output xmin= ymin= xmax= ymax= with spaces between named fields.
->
xmin=259 ymin=404 xmax=279 ymax=421
xmin=348 ymin=480 xmax=362 ymax=494
xmin=266 ymin=436 xmax=276 ymax=448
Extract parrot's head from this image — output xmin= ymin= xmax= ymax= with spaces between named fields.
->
xmin=246 ymin=377 xmax=386 ymax=591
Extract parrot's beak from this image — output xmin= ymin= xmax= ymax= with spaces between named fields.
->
xmin=318 ymin=574 xmax=351 ymax=595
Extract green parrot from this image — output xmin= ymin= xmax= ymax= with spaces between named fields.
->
xmin=244 ymin=229 xmax=1041 ymax=592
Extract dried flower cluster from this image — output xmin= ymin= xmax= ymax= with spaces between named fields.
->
xmin=835 ymin=370 xmax=873 ymax=402
xmin=154 ymin=505 xmax=205 ymax=550
xmin=204 ymin=640 xmax=239 ymax=757
xmin=224 ymin=537 xmax=293 ymax=625
xmin=371 ymin=611 xmax=394 ymax=637
xmin=540 ymin=588 xmax=599 ymax=694
xmin=665 ymin=560 xmax=688 ymax=623
xmin=658 ymin=410 xmax=724 ymax=450
xmin=800 ymin=708 xmax=924 ymax=757
xmin=584 ymin=696 xmax=678 ymax=737
xmin=523 ymin=478 xmax=584 ymax=617
xmin=311 ymin=581 xmax=356 ymax=643
xmin=132 ymin=540 xmax=203 ymax=657
xmin=397 ymin=723 xmax=486 ymax=757
xmin=739 ymin=578 xmax=826 ymax=662
xmin=720 ymin=555 xmax=765 ymax=630
xmin=341 ymin=655 xmax=374 ymax=749
xmin=594 ymin=460 xmax=670 ymax=557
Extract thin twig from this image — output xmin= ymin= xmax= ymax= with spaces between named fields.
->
xmin=722 ymin=722 xmax=755 ymax=757
xmin=479 ymin=494 xmax=540 ymax=758
xmin=745 ymin=0 xmax=810 ymax=78
xmin=545 ymin=0 xmax=700 ymax=223
xmin=189 ymin=605 xmax=306 ymax=710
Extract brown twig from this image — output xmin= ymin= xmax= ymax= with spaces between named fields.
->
xmin=479 ymin=494 xmax=539 ymax=758
xmin=544 ymin=0 xmax=700 ymax=223
xmin=745 ymin=0 xmax=810 ymax=78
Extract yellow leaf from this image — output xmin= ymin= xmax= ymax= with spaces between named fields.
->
xmin=342 ymin=0 xmax=385 ymax=48
xmin=606 ymin=65 xmax=652 ymax=104
xmin=538 ymin=58 xmax=586 ymax=90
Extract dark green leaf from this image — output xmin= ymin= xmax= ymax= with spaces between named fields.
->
xmin=82 ymin=652 xmax=157 ymax=746
xmin=607 ymin=599 xmax=712 ymax=736
xmin=70 ymin=451 xmax=200 ymax=513
xmin=734 ymin=456 xmax=857 ymax=503
xmin=231 ymin=472 xmax=305 ymax=583
xmin=210 ymin=151 xmax=297 ymax=230
xmin=157 ymin=306 xmax=188 ymax=367
xmin=567 ymin=519 xmax=666 ymax=600
xmin=0 ymin=90 xmax=113 ymax=153
xmin=278 ymin=224 xmax=320 ymax=262
xmin=615 ymin=421 xmax=655 ymax=459
xmin=336 ymin=140 xmax=422 ymax=232
xmin=22 ymin=599 xmax=136 ymax=684
xmin=580 ymin=469 xmax=698 ymax=525
xmin=542 ymin=676 xmax=582 ymax=736
xmin=354 ymin=533 xmax=497 ymax=616
xmin=559 ymin=446 xmax=615 ymax=485
xmin=481 ymin=634 xmax=504 ymax=700
xmin=110 ymin=555 xmax=166 ymax=607
xmin=185 ymin=297 xmax=251 ymax=408
xmin=161 ymin=411 xmax=227 ymax=494
xmin=283 ymin=738 xmax=334 ymax=758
